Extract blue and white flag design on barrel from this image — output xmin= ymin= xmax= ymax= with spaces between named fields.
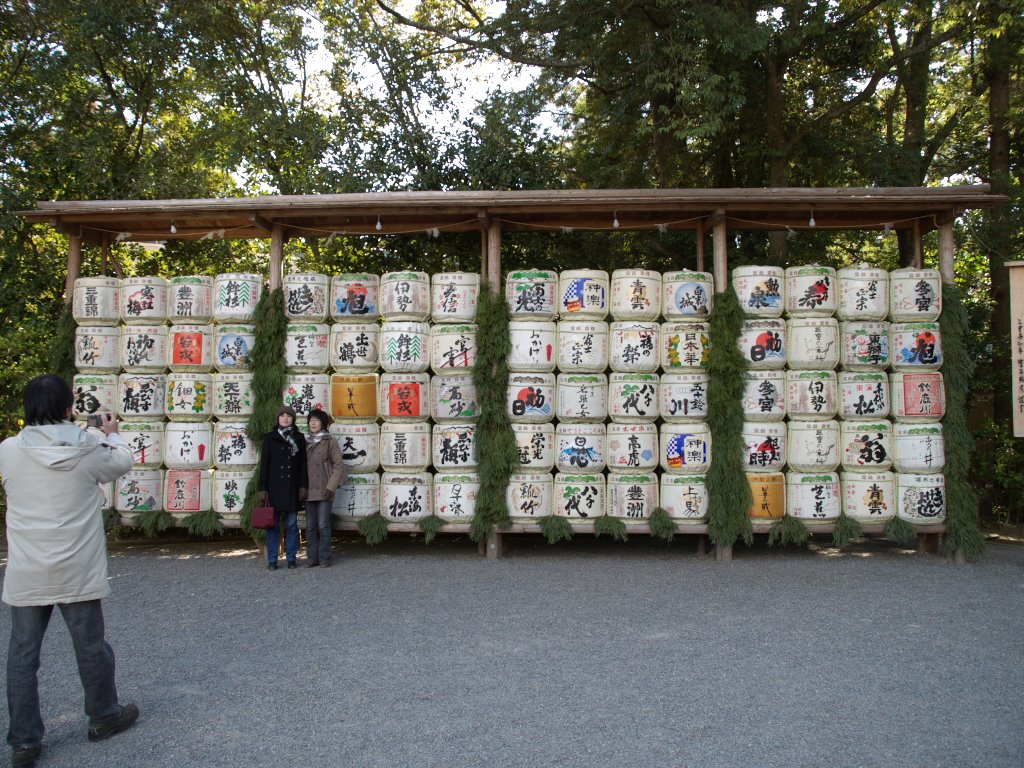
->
xmin=562 ymin=278 xmax=605 ymax=314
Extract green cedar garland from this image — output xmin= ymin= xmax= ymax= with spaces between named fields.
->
xmin=417 ymin=514 xmax=445 ymax=544
xmin=540 ymin=515 xmax=573 ymax=544
xmin=594 ymin=514 xmax=628 ymax=541
xmin=648 ymin=507 xmax=677 ymax=542
xmin=767 ymin=514 xmax=810 ymax=547
xmin=103 ymin=507 xmax=125 ymax=535
xmin=885 ymin=516 xmax=917 ymax=546
xmin=183 ymin=510 xmax=225 ymax=537
xmin=939 ymin=283 xmax=985 ymax=557
xmin=832 ymin=512 xmax=863 ymax=549
xmin=470 ymin=283 xmax=516 ymax=542
xmin=133 ymin=509 xmax=173 ymax=538
xmin=359 ymin=511 xmax=389 ymax=545
xmin=706 ymin=286 xmax=753 ymax=548
xmin=51 ymin=305 xmax=77 ymax=384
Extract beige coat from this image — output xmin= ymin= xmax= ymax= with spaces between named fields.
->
xmin=304 ymin=433 xmax=345 ymax=502
xmin=0 ymin=424 xmax=132 ymax=606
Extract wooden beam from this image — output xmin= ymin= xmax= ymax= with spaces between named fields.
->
xmin=269 ymin=224 xmax=284 ymax=291
xmin=249 ymin=212 xmax=274 ymax=233
xmin=712 ymin=210 xmax=728 ymax=292
xmin=64 ymin=235 xmax=82 ymax=305
xmin=938 ymin=222 xmax=955 ymax=285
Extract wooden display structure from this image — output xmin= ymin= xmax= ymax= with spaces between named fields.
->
xmin=21 ymin=187 xmax=1005 ymax=562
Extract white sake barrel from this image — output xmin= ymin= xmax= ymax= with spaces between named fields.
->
xmin=785 ymin=370 xmax=838 ymax=420
xmin=748 ymin=472 xmax=786 ymax=522
xmin=430 ymin=373 xmax=478 ymax=422
xmin=786 ymin=472 xmax=841 ymax=523
xmin=120 ymin=325 xmax=168 ymax=373
xmin=75 ymin=326 xmax=120 ymax=372
xmin=99 ymin=482 xmax=115 ymax=511
xmin=612 ymin=268 xmax=662 ymax=321
xmin=214 ymin=273 xmax=262 ymax=323
xmin=431 ymin=272 xmax=479 ymax=323
xmin=331 ymin=273 xmax=379 ymax=322
xmin=787 ymin=318 xmax=840 ymax=370
xmin=557 ymin=321 xmax=609 ymax=373
xmin=116 ymin=469 xmax=163 ymax=514
xmin=555 ymin=373 xmax=608 ymax=422
xmin=555 ymin=423 xmax=606 ymax=474
xmin=117 ymin=373 xmax=166 ymax=419
xmin=214 ymin=421 xmax=258 ymax=469
xmin=838 ymin=371 xmax=890 ymax=420
xmin=507 ymin=373 xmax=556 ymax=423
xmin=430 ymin=324 xmax=477 ymax=374
xmin=787 ymin=420 xmax=840 ymax=472
xmin=609 ymin=372 xmax=659 ymax=423
xmin=213 ymin=372 xmax=254 ymax=419
xmin=332 ymin=472 xmax=381 ymax=520
xmin=890 ymin=322 xmax=943 ymax=371
xmin=330 ymin=373 xmax=379 ymax=422
xmin=661 ymin=474 xmax=709 ymax=524
xmin=608 ymin=473 xmax=658 ymax=522
xmin=508 ymin=321 xmax=556 ymax=372
xmin=739 ymin=319 xmax=786 ymax=369
xmin=379 ymin=321 xmax=430 ymax=373
xmin=660 ymin=422 xmax=711 ymax=475
xmin=506 ymin=268 xmax=557 ymax=319
xmin=73 ymin=277 xmax=120 ymax=325
xmin=893 ymin=422 xmax=945 ymax=474
xmin=120 ymin=276 xmax=168 ymax=324
xmin=662 ymin=270 xmax=713 ymax=321
xmin=213 ymin=469 xmax=254 ymax=517
xmin=554 ymin=472 xmax=606 ymax=522
xmin=380 ymin=271 xmax=430 ymax=320
xmin=380 ymin=421 xmax=431 ymax=472
xmin=167 ymin=325 xmax=214 ymax=372
xmin=72 ymin=374 xmax=118 ymax=418
xmin=507 ymin=473 xmax=553 ymax=521
xmin=285 ymin=323 xmax=330 ymax=373
xmin=606 ymin=423 xmax=658 ymax=473
xmin=164 ymin=468 xmax=213 ymax=514
xmin=558 ymin=269 xmax=609 ymax=320
xmin=742 ymin=422 xmax=787 ymax=472
xmin=433 ymin=473 xmax=479 ymax=521
xmin=842 ymin=471 xmax=895 ymax=523
xmin=120 ymin=420 xmax=164 ymax=468
xmin=329 ymin=422 xmax=381 ymax=473
xmin=785 ymin=265 xmax=836 ymax=317
xmin=890 ymin=268 xmax=941 ymax=321
xmin=662 ymin=372 xmax=710 ymax=422
xmin=330 ymin=323 xmax=379 ymax=371
xmin=512 ymin=423 xmax=555 ymax=472
xmin=741 ymin=371 xmax=786 ymax=422
xmin=840 ymin=421 xmax=892 ymax=472
xmin=165 ymin=372 xmax=212 ymax=421
xmin=890 ymin=372 xmax=945 ymax=421
xmin=378 ymin=373 xmax=429 ymax=421
xmin=896 ymin=473 xmax=946 ymax=525
xmin=282 ymin=373 xmax=330 ymax=417
xmin=164 ymin=421 xmax=213 ymax=469
xmin=609 ymin=321 xmax=659 ymax=373
xmin=840 ymin=321 xmax=891 ymax=370
xmin=432 ymin=423 xmax=477 ymax=472
xmin=214 ymin=324 xmax=255 ymax=372
xmin=661 ymin=321 xmax=710 ymax=370
xmin=837 ymin=266 xmax=888 ymax=321
xmin=733 ymin=265 xmax=784 ymax=318
xmin=283 ymin=273 xmax=329 ymax=321
xmin=169 ymin=276 xmax=214 ymax=324
xmin=380 ymin=472 xmax=431 ymax=522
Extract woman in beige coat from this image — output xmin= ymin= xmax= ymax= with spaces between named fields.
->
xmin=303 ymin=409 xmax=346 ymax=567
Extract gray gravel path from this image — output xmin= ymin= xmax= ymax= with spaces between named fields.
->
xmin=1 ymin=534 xmax=1022 ymax=768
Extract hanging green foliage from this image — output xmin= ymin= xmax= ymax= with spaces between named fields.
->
xmin=417 ymin=514 xmax=445 ymax=544
xmin=594 ymin=514 xmax=628 ymax=542
xmin=648 ymin=507 xmax=677 ymax=542
xmin=359 ymin=511 xmax=389 ymax=545
xmin=133 ymin=509 xmax=173 ymax=539
xmin=103 ymin=507 xmax=125 ymax=535
xmin=767 ymin=514 xmax=810 ymax=547
xmin=831 ymin=513 xmax=863 ymax=549
xmin=939 ymin=283 xmax=985 ymax=557
xmin=470 ymin=283 xmax=516 ymax=542
xmin=540 ymin=515 xmax=573 ymax=544
xmin=885 ymin=516 xmax=917 ymax=546
xmin=183 ymin=510 xmax=225 ymax=537
xmin=706 ymin=286 xmax=753 ymax=548
xmin=51 ymin=305 xmax=77 ymax=384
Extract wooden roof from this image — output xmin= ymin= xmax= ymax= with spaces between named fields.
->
xmin=17 ymin=186 xmax=1005 ymax=245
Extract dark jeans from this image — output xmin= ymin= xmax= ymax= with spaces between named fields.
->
xmin=266 ymin=510 xmax=298 ymax=564
xmin=305 ymin=499 xmax=334 ymax=565
xmin=7 ymin=600 xmax=120 ymax=748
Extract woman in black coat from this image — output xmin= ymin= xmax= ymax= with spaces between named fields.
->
xmin=257 ymin=405 xmax=307 ymax=570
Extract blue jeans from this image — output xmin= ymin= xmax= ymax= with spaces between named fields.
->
xmin=266 ymin=510 xmax=298 ymax=564
xmin=7 ymin=600 xmax=121 ymax=748
xmin=304 ymin=499 xmax=334 ymax=565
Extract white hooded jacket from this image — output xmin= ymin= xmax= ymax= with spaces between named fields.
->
xmin=0 ymin=423 xmax=132 ymax=606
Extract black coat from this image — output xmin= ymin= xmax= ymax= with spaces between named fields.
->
xmin=258 ymin=428 xmax=307 ymax=513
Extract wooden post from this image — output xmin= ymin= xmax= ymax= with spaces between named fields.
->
xmin=101 ymin=235 xmax=110 ymax=276
xmin=269 ymin=223 xmax=284 ymax=291
xmin=696 ymin=219 xmax=705 ymax=272
xmin=487 ymin=219 xmax=502 ymax=289
xmin=716 ymin=543 xmax=733 ymax=562
xmin=480 ymin=224 xmax=488 ymax=282
xmin=64 ymin=235 xmax=82 ymax=305
xmin=912 ymin=219 xmax=923 ymax=268
xmin=486 ymin=529 xmax=502 ymax=560
xmin=712 ymin=212 xmax=728 ymax=292
xmin=938 ymin=222 xmax=955 ymax=285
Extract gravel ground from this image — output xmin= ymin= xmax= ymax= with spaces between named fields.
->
xmin=1 ymin=533 xmax=1022 ymax=768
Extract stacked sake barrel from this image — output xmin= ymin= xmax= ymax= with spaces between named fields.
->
xmin=734 ymin=264 xmax=946 ymax=529
xmin=505 ymin=267 xmax=715 ymax=528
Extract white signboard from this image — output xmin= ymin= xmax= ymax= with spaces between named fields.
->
xmin=1010 ymin=262 xmax=1024 ymax=437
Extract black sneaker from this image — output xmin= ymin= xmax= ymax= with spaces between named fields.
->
xmin=87 ymin=703 xmax=139 ymax=742
xmin=287 ymin=561 xmax=297 ymax=569
xmin=267 ymin=562 xmax=278 ymax=571
xmin=12 ymin=745 xmax=41 ymax=767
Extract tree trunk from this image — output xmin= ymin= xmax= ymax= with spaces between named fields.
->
xmin=764 ymin=56 xmax=790 ymax=265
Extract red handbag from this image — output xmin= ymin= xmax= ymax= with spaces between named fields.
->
xmin=251 ymin=506 xmax=277 ymax=529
